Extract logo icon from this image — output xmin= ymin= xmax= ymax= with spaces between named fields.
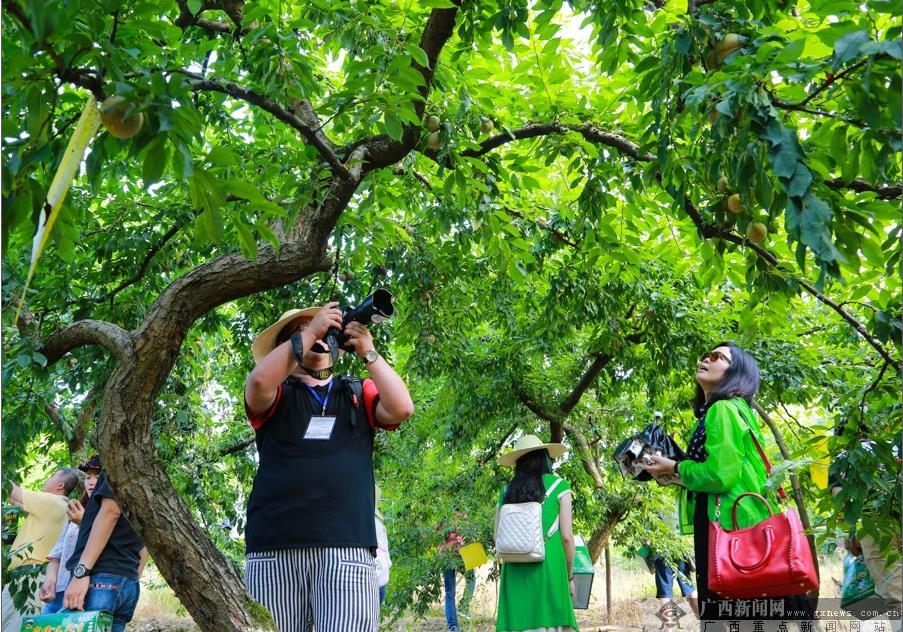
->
xmin=656 ymin=599 xmax=688 ymax=630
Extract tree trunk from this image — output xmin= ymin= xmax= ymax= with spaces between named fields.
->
xmin=98 ymin=358 xmax=278 ymax=629
xmin=40 ymin=241 xmax=334 ymax=631
xmin=587 ymin=501 xmax=630 ymax=564
xmin=604 ymin=544 xmax=612 ymax=623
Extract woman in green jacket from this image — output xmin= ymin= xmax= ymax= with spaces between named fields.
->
xmin=644 ymin=342 xmax=814 ymax=623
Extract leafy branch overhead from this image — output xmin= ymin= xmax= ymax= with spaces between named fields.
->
xmin=2 ymin=0 xmax=900 ymax=629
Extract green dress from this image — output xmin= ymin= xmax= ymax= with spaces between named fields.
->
xmin=496 ymin=474 xmax=578 ymax=632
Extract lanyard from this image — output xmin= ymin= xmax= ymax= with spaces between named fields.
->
xmin=305 ymin=379 xmax=334 ymax=415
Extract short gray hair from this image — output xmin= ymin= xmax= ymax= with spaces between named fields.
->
xmin=56 ymin=468 xmax=80 ymax=496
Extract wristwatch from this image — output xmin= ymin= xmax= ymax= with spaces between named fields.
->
xmin=72 ymin=563 xmax=91 ymax=579
xmin=363 ymin=349 xmax=379 ymax=365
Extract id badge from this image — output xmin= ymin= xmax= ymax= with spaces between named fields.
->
xmin=303 ymin=416 xmax=336 ymax=440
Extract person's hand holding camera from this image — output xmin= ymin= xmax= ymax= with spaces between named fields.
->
xmin=344 ymin=322 xmax=376 ymax=361
xmin=306 ymin=302 xmax=343 ymax=342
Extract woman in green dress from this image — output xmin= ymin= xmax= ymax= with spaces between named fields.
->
xmin=496 ymin=435 xmax=578 ymax=632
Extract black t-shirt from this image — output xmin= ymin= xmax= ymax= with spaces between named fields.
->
xmin=244 ymin=376 xmax=395 ymax=553
xmin=66 ymin=473 xmax=144 ymax=581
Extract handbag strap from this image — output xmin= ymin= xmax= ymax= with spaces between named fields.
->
xmin=714 ymin=404 xmax=786 ymax=520
xmin=741 ymin=410 xmax=787 ymax=501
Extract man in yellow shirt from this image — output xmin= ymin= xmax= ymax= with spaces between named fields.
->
xmin=2 ymin=467 xmax=79 ymax=630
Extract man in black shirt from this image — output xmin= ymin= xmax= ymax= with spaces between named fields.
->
xmin=62 ymin=469 xmax=147 ymax=632
xmin=244 ymin=301 xmax=413 ymax=631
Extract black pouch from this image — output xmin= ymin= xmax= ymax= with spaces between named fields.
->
xmin=612 ymin=422 xmax=687 ymax=482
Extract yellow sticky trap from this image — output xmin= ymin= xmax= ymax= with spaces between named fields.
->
xmin=810 ymin=436 xmax=830 ymax=490
xmin=460 ymin=542 xmax=488 ymax=570
xmin=16 ymin=95 xmax=101 ymax=324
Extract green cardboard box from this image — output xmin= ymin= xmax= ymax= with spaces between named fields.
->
xmin=20 ymin=610 xmax=113 ymax=632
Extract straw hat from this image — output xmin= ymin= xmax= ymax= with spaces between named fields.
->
xmin=252 ymin=307 xmax=321 ymax=363
xmin=499 ymin=434 xmax=567 ymax=467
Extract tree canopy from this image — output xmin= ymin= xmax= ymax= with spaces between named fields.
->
xmin=2 ymin=0 xmax=900 ymax=629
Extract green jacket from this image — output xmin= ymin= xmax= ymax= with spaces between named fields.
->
xmin=677 ymin=398 xmax=779 ymax=535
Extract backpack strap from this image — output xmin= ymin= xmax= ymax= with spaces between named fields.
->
xmin=340 ymin=376 xmax=365 ymax=427
xmin=544 ymin=477 xmax=563 ymax=499
xmin=544 ymin=477 xmax=564 ymax=539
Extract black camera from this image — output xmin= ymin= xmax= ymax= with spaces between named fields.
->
xmin=323 ymin=288 xmax=395 ymax=359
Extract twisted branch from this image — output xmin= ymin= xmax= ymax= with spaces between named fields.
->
xmin=174 ymin=71 xmax=347 ymax=176
xmin=41 ymin=320 xmax=131 ymax=365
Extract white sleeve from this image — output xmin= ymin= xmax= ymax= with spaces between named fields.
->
xmin=47 ymin=522 xmax=70 ymax=560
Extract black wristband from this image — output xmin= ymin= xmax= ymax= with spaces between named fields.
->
xmin=673 ymin=461 xmax=680 ymax=475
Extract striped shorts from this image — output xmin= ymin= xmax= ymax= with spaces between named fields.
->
xmin=245 ymin=547 xmax=379 ymax=632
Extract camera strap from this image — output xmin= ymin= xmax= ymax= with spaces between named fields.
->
xmin=291 ymin=332 xmax=334 ymax=380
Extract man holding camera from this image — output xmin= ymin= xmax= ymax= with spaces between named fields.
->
xmin=244 ymin=301 xmax=414 ymax=631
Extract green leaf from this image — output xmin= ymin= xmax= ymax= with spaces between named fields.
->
xmin=405 ymin=43 xmax=430 ymax=68
xmin=223 ymin=179 xmax=263 ymax=202
xmin=256 ymin=219 xmax=280 ymax=251
xmin=775 ymin=38 xmax=806 ymax=65
xmin=383 ymin=111 xmax=404 ymax=142
xmin=859 ymin=39 xmax=902 ymax=60
xmin=860 ymin=235 xmax=885 ymax=268
xmin=859 ymin=137 xmax=876 ymax=182
xmin=207 ymin=146 xmax=239 ymax=167
xmin=832 ymin=30 xmax=870 ymax=68
xmin=841 ymin=138 xmax=861 ymax=183
xmin=829 ymin=126 xmax=849 ymax=168
xmin=233 ymin=217 xmax=257 ymax=260
xmin=189 ymin=168 xmax=225 ymax=215
xmin=141 ymin=136 xmax=168 ymax=186
xmin=770 ymin=144 xmax=799 ymax=179
xmin=755 ymin=174 xmax=774 ymax=209
xmin=799 ymin=193 xmax=841 ymax=261
xmin=201 ymin=207 xmax=224 ymax=242
xmin=787 ymin=164 xmax=812 ymax=198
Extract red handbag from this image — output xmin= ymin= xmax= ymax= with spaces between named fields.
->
xmin=707 ymin=430 xmax=818 ymax=598
xmin=708 ymin=492 xmax=818 ymax=598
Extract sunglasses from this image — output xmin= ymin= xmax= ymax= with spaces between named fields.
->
xmin=700 ymin=350 xmax=732 ymax=364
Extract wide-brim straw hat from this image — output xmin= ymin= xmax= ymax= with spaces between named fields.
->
xmin=499 ymin=434 xmax=567 ymax=467
xmin=252 ymin=307 xmax=321 ymax=363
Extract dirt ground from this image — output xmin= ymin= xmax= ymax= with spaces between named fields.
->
xmin=130 ymin=553 xmax=849 ymax=631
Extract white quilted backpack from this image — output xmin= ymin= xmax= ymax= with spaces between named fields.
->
xmin=494 ymin=477 xmax=562 ymax=563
